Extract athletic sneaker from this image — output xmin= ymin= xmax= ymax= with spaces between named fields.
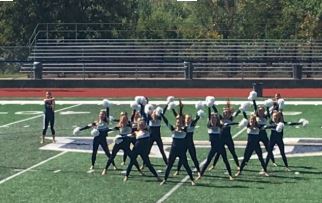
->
xmin=160 ymin=180 xmax=166 ymax=185
xmin=173 ymin=171 xmax=179 ymax=176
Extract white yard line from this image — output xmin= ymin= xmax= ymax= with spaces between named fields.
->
xmin=156 ymin=129 xmax=242 ymax=203
xmin=0 ymin=151 xmax=67 ymax=185
xmin=0 ymin=104 xmax=81 ymax=184
xmin=1 ymin=100 xmax=322 ymax=105
xmin=232 ymin=128 xmax=247 ymax=139
xmin=0 ymin=104 xmax=81 ymax=128
xmin=156 ymin=159 xmax=207 ymax=203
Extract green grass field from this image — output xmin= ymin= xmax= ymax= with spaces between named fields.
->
xmin=0 ymin=99 xmax=322 ymax=203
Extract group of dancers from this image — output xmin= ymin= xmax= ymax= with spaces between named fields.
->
xmin=42 ymin=91 xmax=308 ymax=185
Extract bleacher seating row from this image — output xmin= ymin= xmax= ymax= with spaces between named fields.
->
xmin=21 ymin=39 xmax=322 ymax=79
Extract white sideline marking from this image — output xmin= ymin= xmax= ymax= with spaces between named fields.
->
xmin=156 ymin=129 xmax=241 ymax=203
xmin=0 ymin=151 xmax=67 ymax=185
xmin=0 ymin=104 xmax=81 ymax=128
xmin=1 ymin=100 xmax=322 ymax=105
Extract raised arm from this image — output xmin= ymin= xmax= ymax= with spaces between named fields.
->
xmin=266 ymin=107 xmax=271 ymax=119
xmin=191 ymin=114 xmax=200 ymax=127
xmin=130 ymin=109 xmax=136 ymax=122
xmin=160 ymin=113 xmax=175 ymax=131
xmin=179 ymin=99 xmax=183 ymax=117
xmin=253 ymin=100 xmax=258 ymax=112
xmin=242 ymin=111 xmax=248 ymax=119
xmin=232 ymin=109 xmax=241 ymax=118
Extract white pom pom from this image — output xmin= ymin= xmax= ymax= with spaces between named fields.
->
xmin=195 ymin=101 xmax=205 ymax=110
xmin=278 ymin=98 xmax=285 ymax=110
xmin=144 ymin=104 xmax=154 ymax=114
xmin=109 ymin=116 xmax=114 ymax=122
xmin=141 ymin=97 xmax=148 ymax=105
xmin=167 ymin=102 xmax=177 ymax=110
xmin=248 ymin=91 xmax=257 ymax=101
xmin=73 ymin=127 xmax=81 ymax=136
xmin=134 ymin=96 xmax=147 ymax=105
xmin=197 ymin=109 xmax=205 ymax=118
xmin=166 ymin=96 xmax=175 ymax=103
xmin=102 ymin=99 xmax=111 ymax=108
xmin=276 ymin=122 xmax=284 ymax=132
xmin=205 ymin=96 xmax=215 ymax=103
xmin=239 ymin=102 xmax=251 ymax=112
xmin=205 ymin=100 xmax=214 ymax=107
xmin=134 ymin=96 xmax=142 ymax=104
xmin=264 ymin=99 xmax=273 ymax=108
xmin=299 ymin=118 xmax=309 ymax=127
xmin=155 ymin=106 xmax=163 ymax=116
xmin=239 ymin=118 xmax=249 ymax=128
xmin=130 ymin=101 xmax=141 ymax=111
xmin=91 ymin=128 xmax=100 ymax=137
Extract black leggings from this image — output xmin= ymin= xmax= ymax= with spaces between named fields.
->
xmin=266 ymin=132 xmax=288 ymax=167
xmin=213 ymin=135 xmax=239 ymax=167
xmin=239 ymin=135 xmax=267 ymax=173
xmin=105 ymin=137 xmax=139 ymax=170
xmin=123 ymin=136 xmax=136 ymax=163
xmin=149 ymin=128 xmax=168 ymax=165
xmin=176 ymin=135 xmax=200 ymax=172
xmin=126 ymin=137 xmax=159 ymax=178
xmin=164 ymin=138 xmax=193 ymax=181
xmin=259 ymin=130 xmax=270 ymax=153
xmin=91 ymin=136 xmax=115 ymax=167
xmin=42 ymin=113 xmax=55 ymax=136
xmin=201 ymin=135 xmax=232 ymax=176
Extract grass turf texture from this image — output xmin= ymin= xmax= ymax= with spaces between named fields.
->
xmin=0 ymin=101 xmax=322 ymax=202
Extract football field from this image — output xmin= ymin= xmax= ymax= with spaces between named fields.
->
xmin=1 ymin=99 xmax=322 ymax=202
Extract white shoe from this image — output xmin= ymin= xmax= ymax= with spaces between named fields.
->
xmin=173 ymin=171 xmax=179 ymax=176
xmin=101 ymin=169 xmax=107 ymax=176
xmin=235 ymin=171 xmax=241 ymax=177
xmin=263 ymin=172 xmax=269 ymax=177
xmin=191 ymin=180 xmax=196 ymax=186
xmin=273 ymin=163 xmax=278 ymax=167
xmin=160 ymin=180 xmax=166 ymax=185
xmin=196 ymin=174 xmax=202 ymax=181
xmin=208 ymin=166 xmax=214 ymax=171
xmin=229 ymin=176 xmax=234 ymax=181
xmin=123 ymin=176 xmax=128 ymax=182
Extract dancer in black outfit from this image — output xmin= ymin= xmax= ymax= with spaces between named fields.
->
xmin=124 ymin=118 xmax=161 ymax=182
xmin=197 ymin=106 xmax=234 ymax=181
xmin=42 ymin=91 xmax=56 ymax=143
xmin=235 ymin=113 xmax=269 ymax=177
xmin=173 ymin=101 xmax=201 ymax=176
xmin=74 ymin=109 xmax=116 ymax=171
xmin=102 ymin=113 xmax=142 ymax=175
xmin=121 ymin=110 xmax=141 ymax=165
xmin=210 ymin=101 xmax=241 ymax=170
xmin=160 ymin=113 xmax=195 ymax=186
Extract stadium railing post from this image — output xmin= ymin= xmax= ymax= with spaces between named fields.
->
xmin=33 ymin=61 xmax=43 ymax=80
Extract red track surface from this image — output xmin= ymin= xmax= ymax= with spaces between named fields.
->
xmin=0 ymin=88 xmax=322 ymax=98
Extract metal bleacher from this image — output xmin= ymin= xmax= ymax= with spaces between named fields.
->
xmin=21 ymin=38 xmax=322 ymax=79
